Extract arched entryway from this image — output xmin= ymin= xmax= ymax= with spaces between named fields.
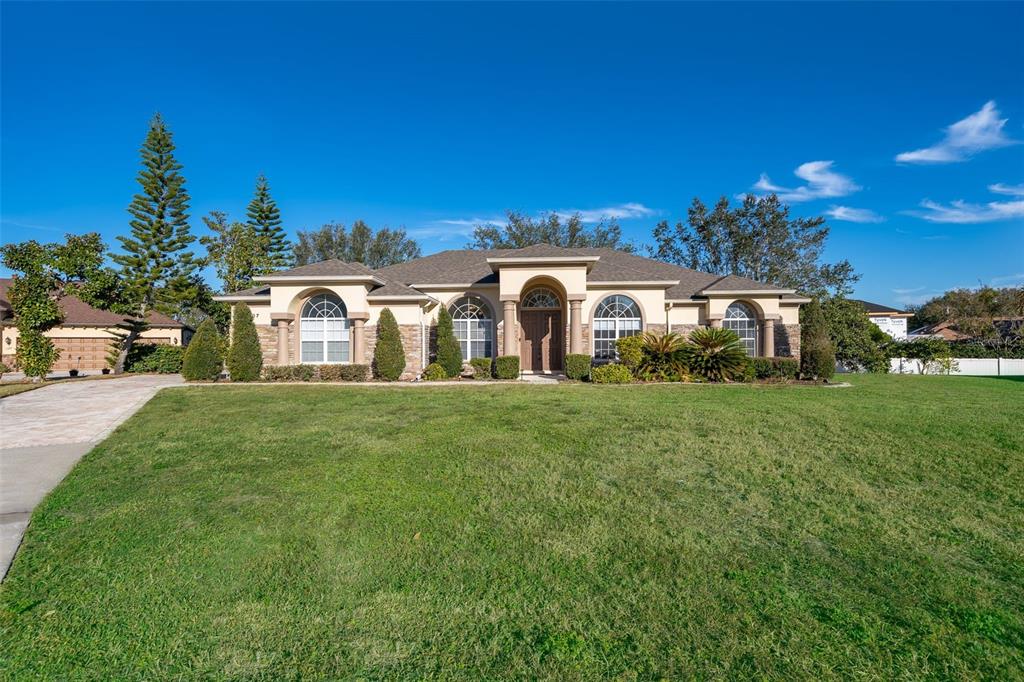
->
xmin=520 ymin=286 xmax=563 ymax=371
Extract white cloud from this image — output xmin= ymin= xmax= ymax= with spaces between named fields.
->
xmin=907 ymin=185 xmax=1024 ymax=224
xmin=749 ymin=161 xmax=861 ymax=203
xmin=992 ymin=273 xmax=1024 ymax=286
xmin=896 ymin=101 xmax=1017 ymax=164
xmin=556 ymin=203 xmax=657 ymax=223
xmin=988 ymin=182 xmax=1024 ymax=197
xmin=408 ymin=216 xmax=504 ymax=241
xmin=825 ymin=205 xmax=884 ymax=223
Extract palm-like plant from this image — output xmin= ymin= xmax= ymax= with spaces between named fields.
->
xmin=638 ymin=332 xmax=689 ymax=381
xmin=684 ymin=327 xmax=748 ymax=382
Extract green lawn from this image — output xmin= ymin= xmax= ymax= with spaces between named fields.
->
xmin=2 ymin=375 xmax=1022 ymax=679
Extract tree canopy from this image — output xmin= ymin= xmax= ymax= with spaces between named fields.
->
xmin=201 ymin=211 xmax=275 ymax=293
xmin=909 ymin=286 xmax=1024 ymax=338
xmin=651 ymin=194 xmax=857 ymax=297
xmin=292 ymin=220 xmax=421 ymax=268
xmin=468 ymin=210 xmax=635 ymax=252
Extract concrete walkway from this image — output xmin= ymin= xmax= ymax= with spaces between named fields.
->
xmin=0 ymin=374 xmax=183 ymax=578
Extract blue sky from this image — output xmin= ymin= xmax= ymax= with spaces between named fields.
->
xmin=2 ymin=2 xmax=1022 ymax=307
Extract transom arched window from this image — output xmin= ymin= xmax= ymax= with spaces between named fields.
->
xmin=522 ymin=288 xmax=560 ymax=309
xmin=724 ymin=302 xmax=758 ymax=356
xmin=450 ymin=296 xmax=493 ymax=360
xmin=593 ymin=295 xmax=642 ymax=359
xmin=301 ymin=293 xmax=349 ymax=363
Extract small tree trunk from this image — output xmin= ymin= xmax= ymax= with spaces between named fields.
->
xmin=113 ymin=324 xmax=142 ymax=375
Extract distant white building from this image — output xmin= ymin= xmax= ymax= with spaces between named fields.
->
xmin=852 ymin=299 xmax=912 ymax=340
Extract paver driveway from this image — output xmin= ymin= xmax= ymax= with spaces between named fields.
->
xmin=0 ymin=374 xmax=183 ymax=577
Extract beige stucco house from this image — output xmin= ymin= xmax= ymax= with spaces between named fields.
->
xmin=214 ymin=245 xmax=808 ymax=379
xmin=0 ymin=278 xmax=189 ymax=372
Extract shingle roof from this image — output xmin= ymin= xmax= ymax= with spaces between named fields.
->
xmin=852 ymin=299 xmax=908 ymax=315
xmin=264 ymin=259 xmax=379 ymax=278
xmin=700 ymin=274 xmax=789 ymax=293
xmin=0 ymin=278 xmax=185 ymax=328
xmin=225 ymin=284 xmax=271 ymax=297
xmin=377 ymin=248 xmax=787 ymax=299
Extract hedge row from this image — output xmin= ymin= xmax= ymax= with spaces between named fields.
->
xmin=262 ymin=364 xmax=369 ymax=382
xmin=748 ymin=357 xmax=800 ymax=381
xmin=125 ymin=344 xmax=184 ymax=374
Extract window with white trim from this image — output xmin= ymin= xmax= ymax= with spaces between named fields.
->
xmin=300 ymin=294 xmax=349 ymax=363
xmin=450 ymin=296 xmax=493 ymax=360
xmin=724 ymin=301 xmax=758 ymax=356
xmin=593 ymin=295 xmax=642 ymax=359
xmin=521 ymin=287 xmax=560 ymax=309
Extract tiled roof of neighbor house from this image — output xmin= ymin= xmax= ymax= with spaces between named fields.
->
xmin=219 ymin=246 xmax=796 ymax=301
xmin=0 ymin=278 xmax=185 ymax=328
xmin=852 ymin=299 xmax=908 ymax=315
xmin=263 ymin=259 xmax=379 ymax=278
xmin=224 ymin=284 xmax=270 ymax=297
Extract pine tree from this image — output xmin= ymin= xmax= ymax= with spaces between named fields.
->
xmin=373 ymin=308 xmax=405 ymax=381
xmin=113 ymin=114 xmax=198 ymax=318
xmin=246 ymin=174 xmax=290 ymax=268
xmin=226 ymin=303 xmax=263 ymax=381
xmin=435 ymin=307 xmax=463 ymax=377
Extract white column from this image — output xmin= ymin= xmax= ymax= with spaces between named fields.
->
xmin=502 ymin=300 xmax=517 ymax=356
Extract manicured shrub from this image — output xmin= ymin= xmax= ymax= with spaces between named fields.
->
xmin=565 ymin=353 xmax=592 ymax=381
xmin=422 ymin=362 xmax=448 ymax=381
xmin=318 ymin=364 xmax=369 ymax=382
xmin=591 ymin=363 xmax=633 ymax=384
xmin=125 ymin=344 xmax=184 ymax=374
xmin=469 ymin=356 xmax=493 ymax=379
xmin=435 ymin=307 xmax=463 ymax=378
xmin=750 ymin=357 xmax=800 ymax=381
xmin=800 ymin=299 xmax=835 ymax=381
xmin=373 ymin=307 xmax=406 ymax=381
xmin=683 ymin=327 xmax=747 ymax=382
xmin=262 ymin=364 xmax=317 ymax=382
xmin=226 ymin=303 xmax=263 ymax=382
xmin=615 ymin=335 xmax=644 ymax=372
xmin=182 ymin=319 xmax=224 ymax=381
xmin=495 ymin=355 xmax=520 ymax=380
xmin=639 ymin=332 xmax=688 ymax=381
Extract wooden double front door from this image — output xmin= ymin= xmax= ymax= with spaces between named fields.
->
xmin=520 ymin=310 xmax=563 ymax=372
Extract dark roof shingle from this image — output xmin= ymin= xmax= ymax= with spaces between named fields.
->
xmin=0 ymin=278 xmax=185 ymax=328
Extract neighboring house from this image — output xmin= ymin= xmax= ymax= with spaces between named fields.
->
xmin=0 ymin=278 xmax=190 ymax=372
xmin=213 ymin=245 xmax=808 ymax=378
xmin=852 ymin=299 xmax=912 ymax=340
xmin=909 ymin=317 xmax=1024 ymax=342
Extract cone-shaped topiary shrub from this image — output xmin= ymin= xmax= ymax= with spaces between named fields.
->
xmin=800 ymin=299 xmax=835 ymax=381
xmin=227 ymin=303 xmax=263 ymax=381
xmin=373 ymin=307 xmax=405 ymax=381
xmin=435 ymin=306 xmax=463 ymax=377
xmin=683 ymin=327 xmax=747 ymax=382
xmin=182 ymin=319 xmax=224 ymax=381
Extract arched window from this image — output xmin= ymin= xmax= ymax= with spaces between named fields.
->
xmin=724 ymin=302 xmax=757 ymax=356
xmin=522 ymin=288 xmax=560 ymax=309
xmin=301 ymin=293 xmax=349 ymax=363
xmin=593 ymin=295 xmax=642 ymax=359
xmin=450 ymin=295 xmax=493 ymax=360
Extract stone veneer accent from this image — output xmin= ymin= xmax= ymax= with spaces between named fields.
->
xmin=365 ymin=324 xmax=423 ymax=380
xmin=256 ymin=324 xmax=296 ymax=365
xmin=670 ymin=324 xmax=700 ymax=338
xmin=775 ymin=324 xmax=801 ymax=359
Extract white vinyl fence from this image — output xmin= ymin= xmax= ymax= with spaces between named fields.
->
xmin=890 ymin=357 xmax=1024 ymax=376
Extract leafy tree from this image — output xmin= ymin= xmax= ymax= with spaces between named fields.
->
xmin=293 ymin=220 xmax=421 ymax=267
xmin=909 ymin=286 xmax=1024 ymax=339
xmin=201 ymin=211 xmax=274 ymax=293
xmin=651 ymin=194 xmax=858 ymax=297
xmin=182 ymin=318 xmax=223 ymax=381
xmin=822 ymin=297 xmax=889 ymax=372
xmin=373 ymin=307 xmax=405 ymax=381
xmin=435 ymin=306 xmax=463 ymax=377
xmin=799 ymin=299 xmax=835 ymax=381
xmin=226 ymin=303 xmax=263 ymax=381
xmin=468 ymin=210 xmax=635 ymax=251
xmin=895 ymin=338 xmax=956 ymax=375
xmin=246 ymin=174 xmax=290 ymax=268
xmin=112 ymin=113 xmax=199 ymax=318
xmin=1 ymin=234 xmax=121 ymax=379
